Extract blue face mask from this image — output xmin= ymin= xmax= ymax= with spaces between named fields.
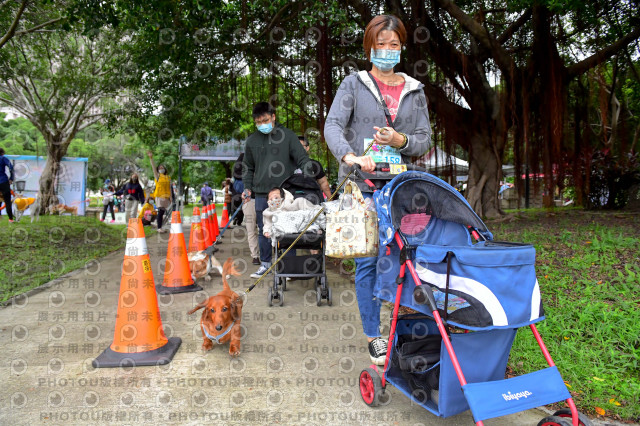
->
xmin=370 ymin=48 xmax=401 ymax=72
xmin=257 ymin=122 xmax=273 ymax=134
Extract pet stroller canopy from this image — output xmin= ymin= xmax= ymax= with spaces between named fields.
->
xmin=374 ymin=172 xmax=491 ymax=246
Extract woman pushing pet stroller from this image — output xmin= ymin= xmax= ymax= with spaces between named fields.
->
xmin=325 ymin=14 xmax=432 ymax=365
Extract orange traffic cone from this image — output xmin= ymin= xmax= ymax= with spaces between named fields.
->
xmin=187 ymin=206 xmax=207 ymax=252
xmin=206 ymin=205 xmax=216 ymax=245
xmin=156 ymin=211 xmax=202 ymax=294
xmin=210 ymin=204 xmax=220 ymax=241
xmin=93 ymin=218 xmax=181 ymax=368
xmin=201 ymin=206 xmax=213 ymax=247
xmin=220 ymin=203 xmax=229 ymax=229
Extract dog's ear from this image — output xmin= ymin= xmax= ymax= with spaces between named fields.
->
xmin=230 ymin=296 xmax=243 ymax=320
xmin=187 ymin=301 xmax=207 ymax=315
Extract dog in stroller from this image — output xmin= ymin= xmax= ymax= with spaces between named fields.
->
xmin=264 ymin=174 xmax=330 ymax=307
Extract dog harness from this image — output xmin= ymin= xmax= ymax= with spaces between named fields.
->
xmin=202 ymin=321 xmax=235 ymax=344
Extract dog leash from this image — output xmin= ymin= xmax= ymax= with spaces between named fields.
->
xmin=242 ymin=139 xmax=379 ymax=295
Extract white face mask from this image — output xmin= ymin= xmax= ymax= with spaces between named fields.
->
xmin=158 ymin=168 xmax=165 ymax=174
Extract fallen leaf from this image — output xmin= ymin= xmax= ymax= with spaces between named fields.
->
xmin=609 ymin=398 xmax=621 ymax=406
xmin=597 ymin=280 xmax=603 ymax=284
xmin=595 ymin=407 xmax=605 ymax=415
xmin=586 ymin=241 xmax=592 ymax=244
xmin=593 ymin=376 xmax=605 ymax=382
xmin=564 ymin=381 xmax=572 ymax=388
xmin=563 ymin=336 xmax=569 ymax=340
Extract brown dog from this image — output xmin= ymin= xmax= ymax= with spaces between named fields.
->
xmin=188 ymin=258 xmax=243 ymax=356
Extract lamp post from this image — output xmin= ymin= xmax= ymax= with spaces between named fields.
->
xmin=178 ymin=135 xmax=185 ymax=212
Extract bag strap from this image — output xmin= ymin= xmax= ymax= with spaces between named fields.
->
xmin=367 ymin=71 xmax=395 ymax=129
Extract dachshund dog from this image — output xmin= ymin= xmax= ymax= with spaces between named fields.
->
xmin=188 ymin=258 xmax=243 ymax=356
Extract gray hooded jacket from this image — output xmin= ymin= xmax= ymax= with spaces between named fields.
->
xmin=325 ymin=70 xmax=432 ymax=191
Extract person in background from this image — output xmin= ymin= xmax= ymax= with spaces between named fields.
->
xmin=201 ymin=182 xmax=213 ymax=206
xmin=147 ymin=151 xmax=173 ymax=233
xmin=325 ymin=15 xmax=432 ymax=365
xmin=242 ymin=102 xmax=311 ymax=278
xmin=100 ymin=179 xmax=116 ymax=223
xmin=223 ymin=178 xmax=233 ymax=218
xmin=297 ymin=136 xmax=332 ymax=199
xmin=120 ymin=173 xmax=145 ymax=223
xmin=0 ymin=147 xmax=15 ymax=223
xmin=139 ymin=197 xmax=157 ymax=226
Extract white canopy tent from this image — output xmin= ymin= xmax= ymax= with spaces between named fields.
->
xmin=415 ymin=146 xmax=469 ymax=175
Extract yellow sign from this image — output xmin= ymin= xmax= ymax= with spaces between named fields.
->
xmin=390 ymin=164 xmax=407 ymax=174
xmin=142 ymin=259 xmax=151 ymax=273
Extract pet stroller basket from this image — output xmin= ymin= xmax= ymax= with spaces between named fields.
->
xmin=374 ymin=172 xmax=544 ymax=330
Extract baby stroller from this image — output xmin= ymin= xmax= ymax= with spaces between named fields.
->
xmin=268 ymin=173 xmax=329 ymax=307
xmin=357 ymin=170 xmax=589 ymax=426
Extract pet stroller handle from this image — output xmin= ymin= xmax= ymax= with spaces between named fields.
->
xmin=351 ymin=163 xmax=427 ymax=191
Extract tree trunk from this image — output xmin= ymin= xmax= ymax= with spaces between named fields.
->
xmin=466 ymin=132 xmax=502 ymax=218
xmin=38 ymin=135 xmax=69 ymax=214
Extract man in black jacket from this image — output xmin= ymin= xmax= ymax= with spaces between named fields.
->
xmin=242 ymin=102 xmax=311 ymax=278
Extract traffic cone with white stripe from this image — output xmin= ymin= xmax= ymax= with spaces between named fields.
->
xmin=210 ymin=204 xmax=220 ymax=241
xmin=201 ymin=206 xmax=213 ymax=247
xmin=187 ymin=206 xmax=206 ymax=252
xmin=205 ymin=205 xmax=215 ymax=245
xmin=220 ymin=203 xmax=230 ymax=228
xmin=93 ymin=218 xmax=181 ymax=368
xmin=156 ymin=211 xmax=202 ymax=294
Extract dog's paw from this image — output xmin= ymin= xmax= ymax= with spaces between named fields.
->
xmin=204 ymin=275 xmax=212 ymax=282
xmin=201 ymin=343 xmax=213 ymax=352
xmin=229 ymin=347 xmax=241 ymax=357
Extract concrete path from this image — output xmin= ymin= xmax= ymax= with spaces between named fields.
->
xmin=1 ymin=224 xmax=551 ymax=425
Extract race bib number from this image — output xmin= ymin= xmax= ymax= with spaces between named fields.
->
xmin=364 ymin=138 xmax=402 ymax=164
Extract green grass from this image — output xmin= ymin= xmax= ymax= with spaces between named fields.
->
xmin=0 ymin=215 xmax=148 ymax=302
xmin=488 ymin=210 xmax=640 ymax=421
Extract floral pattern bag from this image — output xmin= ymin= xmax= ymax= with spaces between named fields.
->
xmin=325 ymin=180 xmax=379 ymax=258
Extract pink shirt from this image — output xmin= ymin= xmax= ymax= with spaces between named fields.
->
xmin=372 ymin=75 xmax=405 ymax=123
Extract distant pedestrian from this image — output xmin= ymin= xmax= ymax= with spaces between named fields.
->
xmin=223 ymin=178 xmax=233 ymax=216
xmin=120 ymin=173 xmax=145 ymax=223
xmin=100 ymin=179 xmax=116 ymax=223
xmin=201 ymin=182 xmax=214 ymax=206
xmin=0 ymin=147 xmax=15 ymax=222
xmin=147 ymin=151 xmax=173 ymax=233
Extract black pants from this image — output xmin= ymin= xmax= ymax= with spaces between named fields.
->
xmin=102 ymin=202 xmax=115 ymax=220
xmin=157 ymin=207 xmax=165 ymax=228
xmin=0 ymin=181 xmax=13 ymax=220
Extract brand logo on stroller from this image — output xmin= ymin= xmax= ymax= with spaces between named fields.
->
xmin=502 ymin=390 xmax=533 ymax=401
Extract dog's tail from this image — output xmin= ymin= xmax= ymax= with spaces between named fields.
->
xmin=222 ymin=258 xmax=240 ymax=291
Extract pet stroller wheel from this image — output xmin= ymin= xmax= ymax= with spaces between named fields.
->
xmin=359 ymin=367 xmax=384 ymax=407
xmin=552 ymin=409 xmax=592 ymax=426
xmin=316 ymin=289 xmax=322 ymax=306
xmin=267 ymin=288 xmax=273 ymax=307
xmin=537 ymin=416 xmax=573 ymax=426
xmin=326 ymin=287 xmax=332 ymax=306
xmin=277 ymin=289 xmax=284 ymax=306
xmin=281 ymin=277 xmax=287 ymax=291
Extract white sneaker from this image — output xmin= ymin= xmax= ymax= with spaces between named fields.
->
xmin=368 ymin=337 xmax=388 ymax=366
xmin=250 ymin=265 xmax=270 ymax=278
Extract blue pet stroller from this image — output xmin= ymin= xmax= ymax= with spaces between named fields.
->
xmin=357 ymin=171 xmax=590 ymax=426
